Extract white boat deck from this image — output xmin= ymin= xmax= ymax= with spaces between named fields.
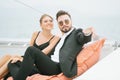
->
xmin=74 ymin=48 xmax=120 ymax=80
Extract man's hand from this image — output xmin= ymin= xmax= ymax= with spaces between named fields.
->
xmin=83 ymin=27 xmax=94 ymax=36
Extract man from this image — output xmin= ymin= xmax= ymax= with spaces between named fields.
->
xmin=13 ymin=10 xmax=93 ymax=80
xmin=51 ymin=10 xmax=93 ymax=77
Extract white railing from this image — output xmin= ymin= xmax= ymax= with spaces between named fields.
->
xmin=0 ymin=38 xmax=30 ymax=47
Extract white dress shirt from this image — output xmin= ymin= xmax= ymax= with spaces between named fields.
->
xmin=51 ymin=27 xmax=74 ymax=62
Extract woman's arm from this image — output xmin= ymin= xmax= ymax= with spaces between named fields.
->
xmin=42 ymin=36 xmax=60 ymax=55
xmin=29 ymin=31 xmax=39 ymax=46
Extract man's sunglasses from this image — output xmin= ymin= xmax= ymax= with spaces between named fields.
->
xmin=58 ymin=19 xmax=69 ymax=26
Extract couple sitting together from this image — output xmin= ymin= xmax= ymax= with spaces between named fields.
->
xmin=0 ymin=10 xmax=96 ymax=80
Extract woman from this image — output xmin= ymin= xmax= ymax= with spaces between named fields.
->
xmin=0 ymin=14 xmax=60 ymax=79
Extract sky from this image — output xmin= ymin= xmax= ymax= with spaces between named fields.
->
xmin=0 ymin=0 xmax=120 ymax=40
xmin=1 ymin=0 xmax=120 ymax=16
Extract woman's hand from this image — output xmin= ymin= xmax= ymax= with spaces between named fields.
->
xmin=10 ymin=56 xmax=23 ymax=63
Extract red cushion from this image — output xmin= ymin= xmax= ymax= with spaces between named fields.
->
xmin=77 ymin=38 xmax=105 ymax=76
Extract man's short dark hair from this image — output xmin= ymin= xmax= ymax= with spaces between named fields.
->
xmin=56 ymin=10 xmax=71 ymax=20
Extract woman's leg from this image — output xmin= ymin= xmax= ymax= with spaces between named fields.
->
xmin=0 ymin=54 xmax=23 ymax=79
xmin=14 ymin=46 xmax=61 ymax=80
xmin=8 ymin=60 xmax=39 ymax=78
xmin=7 ymin=61 xmax=21 ymax=78
xmin=0 ymin=55 xmax=11 ymax=68
xmin=0 ymin=55 xmax=12 ymax=79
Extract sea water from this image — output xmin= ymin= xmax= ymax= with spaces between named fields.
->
xmin=0 ymin=16 xmax=120 ymax=55
xmin=0 ymin=15 xmax=120 ymax=40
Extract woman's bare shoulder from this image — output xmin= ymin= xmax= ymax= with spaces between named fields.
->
xmin=32 ymin=31 xmax=39 ymax=35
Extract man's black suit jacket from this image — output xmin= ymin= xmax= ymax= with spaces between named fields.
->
xmin=59 ymin=28 xmax=92 ymax=77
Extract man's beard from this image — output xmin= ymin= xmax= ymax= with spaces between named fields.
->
xmin=61 ymin=26 xmax=71 ymax=33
